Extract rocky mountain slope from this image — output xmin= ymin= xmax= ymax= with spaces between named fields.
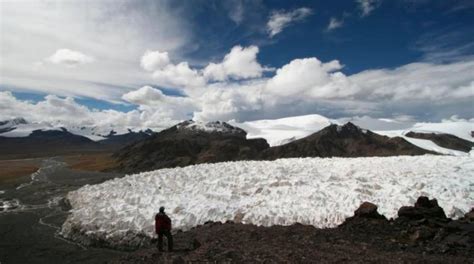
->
xmin=113 ymin=121 xmax=435 ymax=173
xmin=113 ymin=121 xmax=269 ymax=173
xmin=261 ymin=122 xmax=434 ymax=159
xmin=405 ymin=131 xmax=474 ymax=152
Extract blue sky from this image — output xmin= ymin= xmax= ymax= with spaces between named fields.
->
xmin=0 ymin=0 xmax=473 ymax=128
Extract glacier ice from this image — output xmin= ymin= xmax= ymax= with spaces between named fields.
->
xmin=61 ymin=155 xmax=474 ymax=243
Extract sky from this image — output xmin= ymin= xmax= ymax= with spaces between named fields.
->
xmin=0 ymin=0 xmax=473 ymax=130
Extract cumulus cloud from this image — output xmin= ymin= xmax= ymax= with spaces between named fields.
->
xmin=130 ymin=44 xmax=474 ymax=123
xmin=267 ymin=7 xmax=312 ymax=37
xmin=47 ymin=49 xmax=94 ymax=67
xmin=140 ymin=50 xmax=170 ymax=72
xmin=356 ymin=0 xmax=380 ymax=17
xmin=266 ymin=58 xmax=349 ymax=99
xmin=121 ymin=85 xmax=168 ymax=104
xmin=203 ymin=46 xmax=264 ymax=81
xmin=152 ymin=62 xmax=206 ymax=89
xmin=142 ymin=45 xmax=267 ymax=90
xmin=123 ymin=86 xmax=196 ymax=122
xmin=327 ymin=17 xmax=344 ymax=31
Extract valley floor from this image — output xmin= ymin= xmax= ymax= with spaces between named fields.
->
xmin=0 ymin=157 xmax=125 ymax=264
xmin=0 ymin=152 xmax=117 ymax=184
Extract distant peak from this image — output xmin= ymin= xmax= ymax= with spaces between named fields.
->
xmin=176 ymin=120 xmax=246 ymax=135
xmin=0 ymin=117 xmax=28 ymax=128
xmin=333 ymin=122 xmax=368 ymax=134
xmin=12 ymin=117 xmax=28 ymax=124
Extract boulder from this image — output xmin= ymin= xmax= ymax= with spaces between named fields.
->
xmin=464 ymin=208 xmax=474 ymax=222
xmin=354 ymin=202 xmax=385 ymax=219
xmin=398 ymin=196 xmax=447 ymax=220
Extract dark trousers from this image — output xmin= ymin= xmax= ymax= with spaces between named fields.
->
xmin=157 ymin=230 xmax=173 ymax=251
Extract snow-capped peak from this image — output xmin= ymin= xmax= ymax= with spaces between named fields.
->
xmin=177 ymin=120 xmax=246 ymax=135
xmin=0 ymin=117 xmax=28 ymax=128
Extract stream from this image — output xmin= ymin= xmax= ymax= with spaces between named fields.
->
xmin=0 ymin=157 xmax=126 ymax=264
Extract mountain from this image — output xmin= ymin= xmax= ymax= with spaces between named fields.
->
xmin=0 ymin=129 xmax=101 ymax=159
xmin=113 ymin=120 xmax=269 ymax=173
xmin=260 ymin=122 xmax=433 ymax=159
xmin=233 ymin=114 xmax=473 ymax=155
xmin=0 ymin=117 xmax=155 ymax=141
xmin=0 ymin=118 xmax=154 ymax=159
xmin=405 ymin=131 xmax=474 ymax=153
xmin=97 ymin=129 xmax=154 ymax=148
xmin=0 ymin=117 xmax=28 ymax=133
xmin=113 ymin=121 xmax=436 ymax=173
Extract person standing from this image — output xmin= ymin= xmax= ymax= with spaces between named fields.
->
xmin=155 ymin=206 xmax=173 ymax=252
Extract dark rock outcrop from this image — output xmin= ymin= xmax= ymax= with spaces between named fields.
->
xmin=353 ymin=202 xmax=386 ymax=219
xmin=113 ymin=121 xmax=269 ymax=173
xmin=261 ymin=122 xmax=434 ymax=159
xmin=398 ymin=196 xmax=447 ymax=220
xmin=405 ymin=131 xmax=474 ymax=152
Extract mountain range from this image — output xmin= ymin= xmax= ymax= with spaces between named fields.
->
xmin=0 ymin=116 xmax=472 ymax=168
xmin=0 ymin=118 xmax=153 ymax=159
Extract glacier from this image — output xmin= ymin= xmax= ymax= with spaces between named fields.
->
xmin=61 ymin=155 xmax=474 ymax=245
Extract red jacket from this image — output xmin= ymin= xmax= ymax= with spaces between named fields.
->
xmin=155 ymin=213 xmax=172 ymax=233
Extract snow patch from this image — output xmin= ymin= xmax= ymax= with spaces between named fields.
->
xmin=231 ymin=114 xmax=332 ymax=146
xmin=61 ymin=155 xmax=474 ymax=244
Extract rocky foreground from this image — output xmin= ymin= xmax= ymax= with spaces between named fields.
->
xmin=111 ymin=197 xmax=474 ymax=263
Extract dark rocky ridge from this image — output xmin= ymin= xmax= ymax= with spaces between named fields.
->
xmin=113 ymin=121 xmax=435 ymax=173
xmin=110 ymin=197 xmax=474 ymax=263
xmin=261 ymin=122 xmax=434 ymax=159
xmin=113 ymin=121 xmax=269 ymax=173
xmin=406 ymin=131 xmax=474 ymax=152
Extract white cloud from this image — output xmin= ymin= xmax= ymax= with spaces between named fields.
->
xmin=3 ymin=38 xmax=474 ymax=128
xmin=152 ymin=62 xmax=206 ymax=89
xmin=203 ymin=45 xmax=264 ymax=81
xmin=140 ymin=50 xmax=170 ymax=72
xmin=227 ymin=0 xmax=244 ymax=24
xmin=349 ymin=61 xmax=474 ymax=101
xmin=142 ymin=45 xmax=266 ymax=90
xmin=0 ymin=90 xmax=186 ymax=131
xmin=266 ymin=58 xmax=350 ymax=99
xmin=356 ymin=0 xmax=380 ymax=17
xmin=47 ymin=49 xmax=94 ymax=67
xmin=0 ymin=0 xmax=191 ymax=101
xmin=117 ymin=48 xmax=474 ymax=123
xmin=121 ymin=85 xmax=168 ymax=105
xmin=267 ymin=7 xmax=312 ymax=37
xmin=327 ymin=17 xmax=344 ymax=31
xmin=122 ymin=86 xmax=196 ymax=121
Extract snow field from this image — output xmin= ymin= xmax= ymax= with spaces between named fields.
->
xmin=61 ymin=155 xmax=474 ymax=241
